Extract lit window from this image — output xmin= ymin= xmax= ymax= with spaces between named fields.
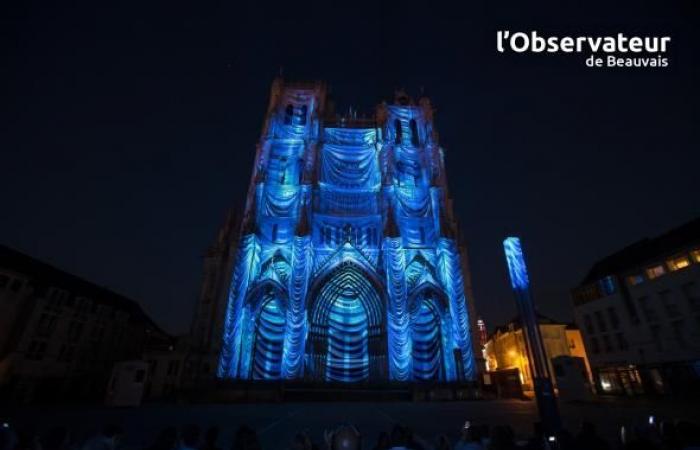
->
xmin=646 ymin=265 xmax=666 ymax=280
xmin=599 ymin=276 xmax=616 ymax=295
xmin=627 ymin=274 xmax=644 ymax=286
xmin=689 ymin=249 xmax=700 ymax=264
xmin=667 ymin=255 xmax=690 ymax=272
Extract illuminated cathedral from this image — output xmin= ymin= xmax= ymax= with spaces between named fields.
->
xmin=215 ymin=79 xmax=478 ymax=383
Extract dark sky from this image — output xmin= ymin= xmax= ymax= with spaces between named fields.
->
xmin=2 ymin=0 xmax=698 ymax=333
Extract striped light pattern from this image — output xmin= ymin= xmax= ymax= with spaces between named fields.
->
xmin=326 ymin=291 xmax=369 ymax=382
xmin=217 ymin=85 xmax=477 ymax=383
xmin=411 ymin=299 xmax=442 ymax=381
xmin=308 ymin=262 xmax=384 ymax=382
xmin=252 ymin=297 xmax=286 ymax=380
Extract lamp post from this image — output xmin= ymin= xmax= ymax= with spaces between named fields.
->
xmin=503 ymin=237 xmax=561 ymax=435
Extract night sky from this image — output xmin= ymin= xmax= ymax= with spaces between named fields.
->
xmin=2 ymin=1 xmax=698 ymax=334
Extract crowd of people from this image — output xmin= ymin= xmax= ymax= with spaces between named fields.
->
xmin=1 ymin=419 xmax=699 ymax=450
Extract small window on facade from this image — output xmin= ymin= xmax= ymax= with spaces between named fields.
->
xmin=627 ymin=274 xmax=644 ymax=286
xmin=590 ymin=337 xmax=600 ymax=354
xmin=409 ymin=119 xmax=419 ymax=146
xmin=691 ymin=249 xmax=700 ymax=263
xmin=299 ymin=105 xmax=308 ymax=125
xmin=646 ymin=265 xmax=666 ymax=280
xmin=638 ymin=296 xmax=657 ymax=322
xmin=599 ymin=276 xmax=616 ymax=295
xmin=681 ymin=282 xmax=699 ymax=312
xmin=594 ymin=310 xmax=607 ymax=332
xmin=667 ymin=255 xmax=690 ymax=272
xmin=583 ymin=314 xmax=594 ymax=334
xmin=606 ymin=307 xmax=620 ymax=330
xmin=394 ymin=119 xmax=402 ymax=144
xmin=671 ymin=320 xmax=686 ymax=348
xmin=271 ymin=224 xmax=278 ymax=242
xmin=602 ymin=334 xmax=612 ymax=353
xmin=659 ymin=290 xmax=680 ymax=317
xmin=284 ymin=104 xmax=294 ymax=124
xmin=615 ymin=332 xmax=628 ymax=351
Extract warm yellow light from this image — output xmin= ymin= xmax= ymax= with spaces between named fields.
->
xmin=667 ymin=256 xmax=690 ymax=271
xmin=646 ymin=265 xmax=665 ymax=280
xmin=691 ymin=249 xmax=700 ymax=263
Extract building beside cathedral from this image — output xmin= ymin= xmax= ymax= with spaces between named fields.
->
xmin=189 ymin=79 xmax=480 ymax=384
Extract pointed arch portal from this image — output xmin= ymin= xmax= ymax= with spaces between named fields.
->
xmin=306 ymin=262 xmax=387 ymax=382
xmin=410 ymin=290 xmax=445 ymax=381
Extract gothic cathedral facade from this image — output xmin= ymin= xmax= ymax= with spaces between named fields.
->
xmin=190 ymin=79 xmax=479 ymax=384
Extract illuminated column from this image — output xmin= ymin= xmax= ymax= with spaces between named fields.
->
xmin=437 ymin=238 xmax=476 ymax=380
xmin=383 ymin=203 xmax=411 ymax=381
xmin=503 ymin=237 xmax=561 ymax=434
xmin=282 ymin=232 xmax=313 ymax=378
xmin=218 ymin=233 xmax=261 ymax=378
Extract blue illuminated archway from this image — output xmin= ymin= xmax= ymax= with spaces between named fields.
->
xmin=306 ymin=261 xmax=387 ymax=382
xmin=238 ymin=281 xmax=288 ymax=380
xmin=408 ymin=284 xmax=451 ymax=382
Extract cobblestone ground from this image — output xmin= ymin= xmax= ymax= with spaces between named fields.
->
xmin=3 ymin=398 xmax=698 ymax=449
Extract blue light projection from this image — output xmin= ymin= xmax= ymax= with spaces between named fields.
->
xmin=217 ymin=81 xmax=476 ymax=383
xmin=503 ymin=237 xmax=530 ymax=291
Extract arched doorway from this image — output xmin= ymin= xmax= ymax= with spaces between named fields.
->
xmin=409 ymin=289 xmax=446 ymax=381
xmin=240 ymin=283 xmax=287 ymax=380
xmin=251 ymin=295 xmax=286 ymax=380
xmin=306 ymin=262 xmax=386 ymax=382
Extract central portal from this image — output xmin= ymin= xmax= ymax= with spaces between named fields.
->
xmin=306 ymin=262 xmax=387 ymax=382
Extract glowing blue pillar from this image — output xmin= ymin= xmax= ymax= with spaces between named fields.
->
xmin=384 ymin=236 xmax=411 ymax=381
xmin=218 ymin=233 xmax=261 ymax=378
xmin=282 ymin=235 xmax=312 ymax=378
xmin=437 ymin=238 xmax=476 ymax=381
xmin=503 ymin=237 xmax=561 ymax=434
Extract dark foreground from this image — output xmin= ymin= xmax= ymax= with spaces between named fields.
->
xmin=2 ymin=398 xmax=699 ymax=449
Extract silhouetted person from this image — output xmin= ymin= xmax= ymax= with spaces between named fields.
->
xmin=290 ymin=432 xmax=313 ymax=450
xmin=178 ymin=426 xmax=200 ymax=450
xmin=82 ymin=425 xmax=124 ymax=450
xmin=372 ymin=432 xmax=390 ymax=450
xmin=488 ymin=426 xmax=515 ymax=450
xmin=201 ymin=428 xmax=220 ymax=450
xmin=454 ymin=426 xmax=482 ymax=450
xmin=524 ymin=422 xmax=544 ymax=450
xmin=554 ymin=430 xmax=575 ymax=450
xmin=231 ymin=426 xmax=260 ymax=450
xmin=435 ymin=435 xmax=451 ymax=450
xmin=325 ymin=425 xmax=361 ymax=450
xmin=388 ymin=425 xmax=411 ymax=450
xmin=1 ymin=424 xmax=19 ymax=450
xmin=677 ymin=421 xmax=700 ymax=450
xmin=42 ymin=427 xmax=73 ymax=450
xmin=147 ymin=428 xmax=177 ymax=450
xmin=659 ymin=421 xmax=679 ymax=450
xmin=575 ymin=422 xmax=609 ymax=450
